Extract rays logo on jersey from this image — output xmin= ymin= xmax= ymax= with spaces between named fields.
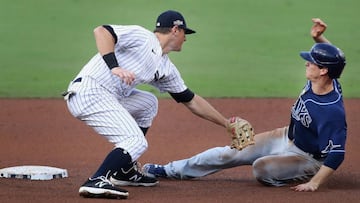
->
xmin=321 ymin=140 xmax=342 ymax=154
xmin=291 ymin=97 xmax=312 ymax=127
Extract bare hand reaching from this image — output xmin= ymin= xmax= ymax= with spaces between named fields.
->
xmin=111 ymin=67 xmax=135 ymax=85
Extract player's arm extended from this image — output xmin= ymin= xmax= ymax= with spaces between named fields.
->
xmin=183 ymin=94 xmax=228 ymax=128
xmin=291 ymin=165 xmax=334 ymax=192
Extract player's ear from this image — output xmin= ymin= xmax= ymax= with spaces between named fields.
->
xmin=171 ymin=25 xmax=179 ymax=34
xmin=320 ymin=67 xmax=329 ymax=77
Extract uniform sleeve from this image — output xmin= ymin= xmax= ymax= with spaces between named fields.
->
xmin=320 ymin=118 xmax=347 ymax=170
xmin=324 ymin=153 xmax=344 ymax=170
xmin=150 ymin=56 xmax=188 ymax=94
xmin=109 ymin=25 xmax=147 ymax=50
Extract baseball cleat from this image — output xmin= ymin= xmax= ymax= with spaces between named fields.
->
xmin=142 ymin=164 xmax=168 ymax=178
xmin=79 ymin=176 xmax=129 ymax=199
xmin=110 ymin=162 xmax=159 ymax=187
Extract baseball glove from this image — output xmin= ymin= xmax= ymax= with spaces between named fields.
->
xmin=226 ymin=117 xmax=255 ymax=150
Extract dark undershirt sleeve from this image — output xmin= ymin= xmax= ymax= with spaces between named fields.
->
xmin=169 ymin=88 xmax=195 ymax=103
xmin=102 ymin=25 xmax=118 ymax=44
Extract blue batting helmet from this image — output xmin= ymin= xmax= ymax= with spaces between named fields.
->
xmin=300 ymin=43 xmax=346 ymax=79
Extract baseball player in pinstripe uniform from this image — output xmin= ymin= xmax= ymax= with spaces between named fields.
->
xmin=143 ymin=18 xmax=348 ymax=192
xmin=63 ymin=10 xmax=228 ymax=199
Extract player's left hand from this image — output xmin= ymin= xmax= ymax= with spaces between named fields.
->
xmin=226 ymin=116 xmax=255 ymax=150
xmin=290 ymin=181 xmax=319 ymax=192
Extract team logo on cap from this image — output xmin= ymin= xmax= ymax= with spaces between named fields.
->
xmin=173 ymin=20 xmax=184 ymax=26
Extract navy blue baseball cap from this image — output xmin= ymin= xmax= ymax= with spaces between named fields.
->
xmin=156 ymin=10 xmax=196 ymax=34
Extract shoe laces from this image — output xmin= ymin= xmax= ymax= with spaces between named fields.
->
xmin=134 ymin=162 xmax=144 ymax=173
xmin=90 ymin=171 xmax=114 ymax=186
xmin=133 ymin=162 xmax=146 ymax=175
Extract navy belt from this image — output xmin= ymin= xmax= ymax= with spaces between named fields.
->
xmin=61 ymin=77 xmax=82 ymax=97
xmin=311 ymin=153 xmax=327 ymax=160
xmin=73 ymin=77 xmax=82 ymax=83
xmin=291 ymin=139 xmax=327 ymax=160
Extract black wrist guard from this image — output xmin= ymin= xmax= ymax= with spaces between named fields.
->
xmin=103 ymin=52 xmax=119 ymax=69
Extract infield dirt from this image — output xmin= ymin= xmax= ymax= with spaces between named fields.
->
xmin=0 ymin=98 xmax=359 ymax=202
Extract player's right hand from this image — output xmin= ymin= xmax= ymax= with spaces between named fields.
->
xmin=311 ymin=18 xmax=327 ymax=38
xmin=111 ymin=67 xmax=135 ymax=85
xmin=290 ymin=181 xmax=319 ymax=192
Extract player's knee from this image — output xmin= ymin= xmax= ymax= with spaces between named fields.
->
xmin=140 ymin=92 xmax=158 ymax=124
xmin=145 ymin=92 xmax=158 ymax=115
xmin=138 ymin=136 xmax=148 ymax=151
xmin=252 ymin=158 xmax=282 ymax=187
xmin=219 ymin=147 xmax=239 ymax=161
xmin=114 ymin=135 xmax=148 ymax=161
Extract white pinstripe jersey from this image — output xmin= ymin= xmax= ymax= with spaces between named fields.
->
xmin=73 ymin=25 xmax=188 ymax=97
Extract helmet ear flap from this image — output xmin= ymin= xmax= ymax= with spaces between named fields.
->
xmin=327 ymin=64 xmax=345 ymax=79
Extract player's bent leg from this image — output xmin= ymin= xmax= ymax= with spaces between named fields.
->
xmin=120 ymin=89 xmax=158 ymax=131
xmin=252 ymin=155 xmax=321 ymax=187
xmin=82 ymin=98 xmax=149 ymax=161
xmin=75 ymin=90 xmax=158 ymax=187
xmin=109 ymin=137 xmax=159 ymax=187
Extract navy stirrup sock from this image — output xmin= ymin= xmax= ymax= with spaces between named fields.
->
xmin=91 ymin=148 xmax=132 ymax=178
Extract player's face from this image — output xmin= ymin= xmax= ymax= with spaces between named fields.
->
xmin=171 ymin=27 xmax=186 ymax=51
xmin=305 ymin=61 xmax=323 ymax=80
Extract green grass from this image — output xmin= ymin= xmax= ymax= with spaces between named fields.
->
xmin=1 ymin=0 xmax=359 ymax=98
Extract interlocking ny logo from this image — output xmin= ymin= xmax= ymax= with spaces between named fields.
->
xmin=154 ymin=71 xmax=165 ymax=81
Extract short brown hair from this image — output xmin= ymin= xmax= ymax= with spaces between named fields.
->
xmin=154 ymin=27 xmax=172 ymax=34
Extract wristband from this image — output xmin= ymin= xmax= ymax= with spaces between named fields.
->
xmin=102 ymin=52 xmax=119 ymax=69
